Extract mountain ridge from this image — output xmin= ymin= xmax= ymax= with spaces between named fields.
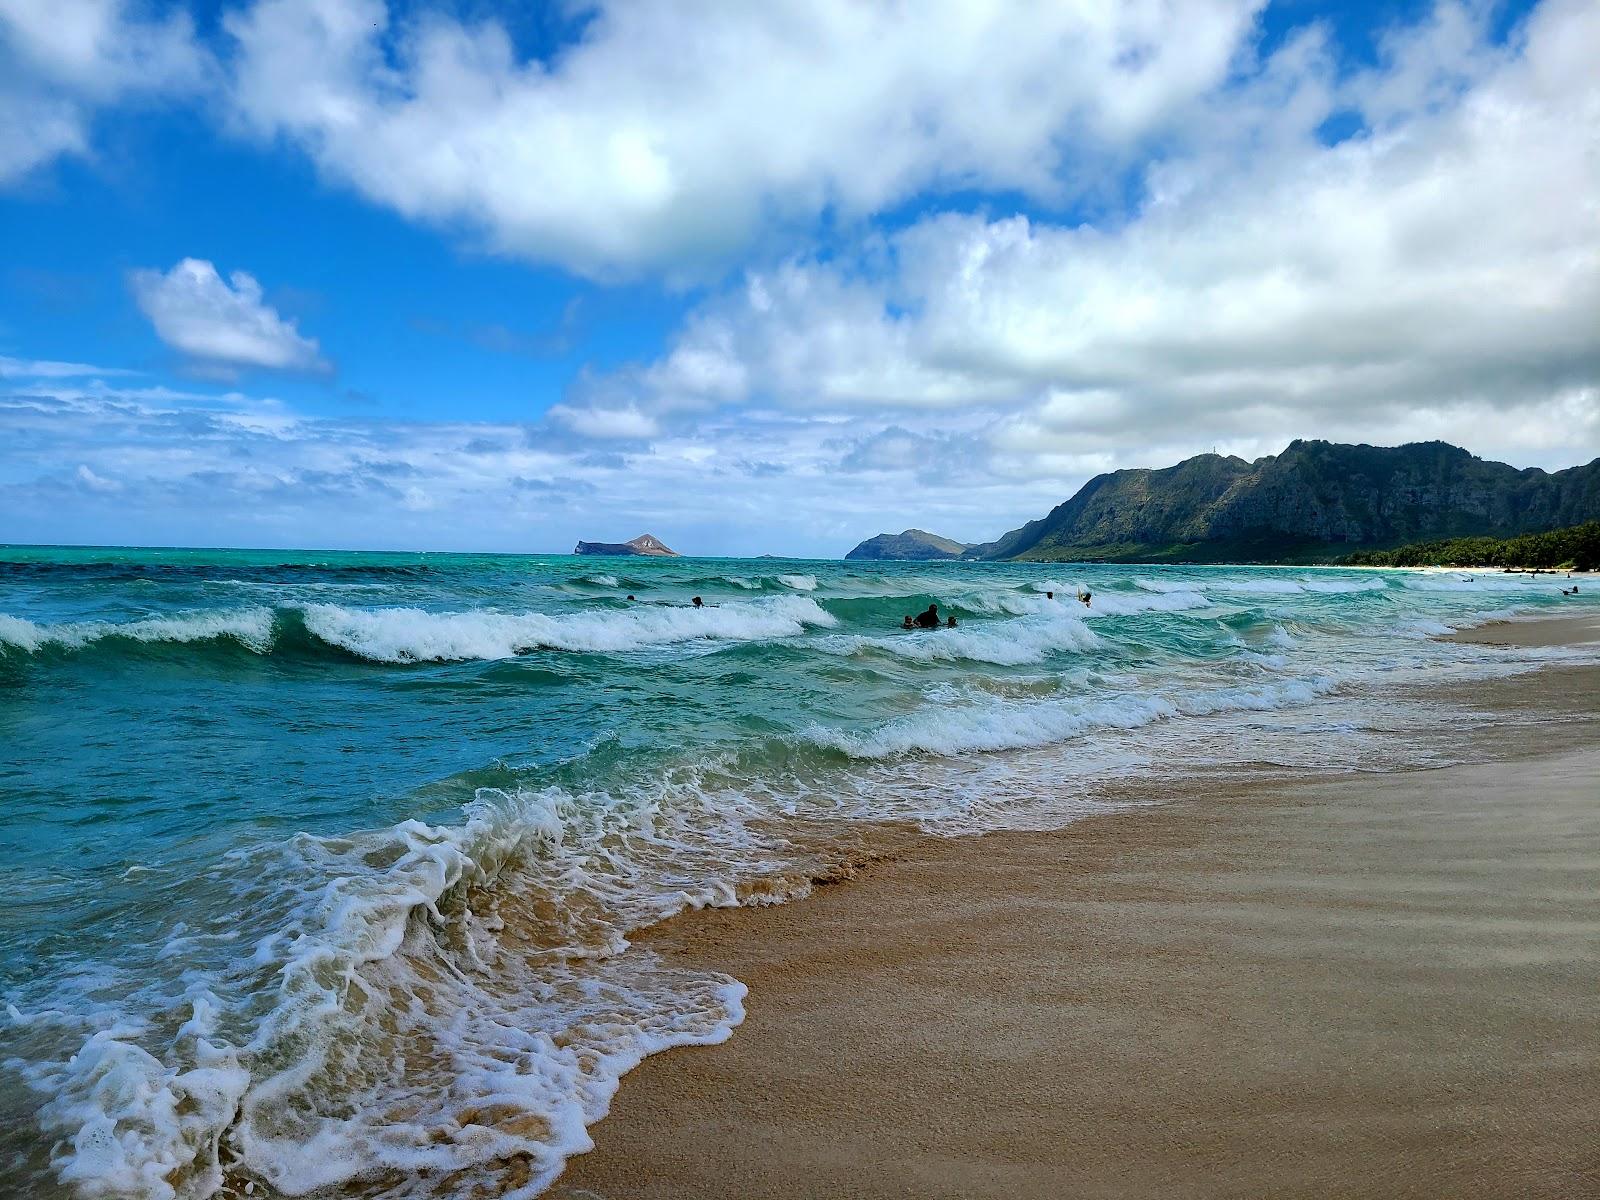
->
xmin=955 ymin=440 xmax=1600 ymax=562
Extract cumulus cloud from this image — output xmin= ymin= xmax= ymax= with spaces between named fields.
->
xmin=590 ymin=0 xmax=1600 ymax=473
xmin=0 ymin=0 xmax=207 ymax=182
xmin=222 ymin=0 xmax=1261 ymax=278
xmin=546 ymin=403 xmax=659 ymax=441
xmin=129 ymin=258 xmax=332 ymax=375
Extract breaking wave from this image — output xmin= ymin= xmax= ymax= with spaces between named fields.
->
xmin=0 ymin=608 xmax=276 ymax=656
xmin=0 ymin=597 xmax=838 ymax=665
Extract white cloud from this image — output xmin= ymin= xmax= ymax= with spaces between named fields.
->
xmin=130 ymin=258 xmax=331 ymax=374
xmin=0 ymin=355 xmax=136 ymax=379
xmin=223 ymin=0 xmax=1262 ymax=278
xmin=0 ymin=379 xmax=1065 ymax=554
xmin=546 ymin=403 xmax=659 ymax=441
xmin=0 ymin=0 xmax=207 ymax=182
xmin=590 ymin=0 xmax=1600 ymax=474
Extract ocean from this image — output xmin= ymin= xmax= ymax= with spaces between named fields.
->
xmin=1 ymin=545 xmax=1594 ymax=1199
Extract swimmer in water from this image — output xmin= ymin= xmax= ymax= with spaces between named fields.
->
xmin=901 ymin=614 xmax=915 ymax=630
xmin=1077 ymin=587 xmax=1092 ymax=608
xmin=691 ymin=596 xmax=703 ymax=608
xmin=946 ymin=615 xmax=958 ymax=628
xmin=914 ymin=603 xmax=940 ymax=629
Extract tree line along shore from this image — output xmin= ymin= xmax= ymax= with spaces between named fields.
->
xmin=1342 ymin=521 xmax=1599 ymax=571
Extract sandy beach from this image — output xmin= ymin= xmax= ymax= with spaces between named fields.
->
xmin=557 ymin=638 xmax=1600 ymax=1198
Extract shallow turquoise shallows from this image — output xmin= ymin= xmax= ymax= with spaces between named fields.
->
xmin=1 ymin=545 xmax=1592 ymax=1199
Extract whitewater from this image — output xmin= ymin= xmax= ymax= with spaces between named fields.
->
xmin=2 ymin=546 xmax=1595 ymax=1200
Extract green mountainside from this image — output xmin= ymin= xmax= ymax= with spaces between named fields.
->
xmin=962 ymin=441 xmax=1600 ymax=563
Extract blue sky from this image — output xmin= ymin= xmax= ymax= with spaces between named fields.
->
xmin=2 ymin=0 xmax=1594 ymax=555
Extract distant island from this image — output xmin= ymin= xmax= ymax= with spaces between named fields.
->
xmin=843 ymin=441 xmax=1600 ymax=564
xmin=574 ymin=533 xmax=680 ymax=557
xmin=845 ymin=528 xmax=972 ymax=561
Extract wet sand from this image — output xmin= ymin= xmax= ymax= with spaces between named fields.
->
xmin=557 ymin=651 xmax=1600 ymax=1199
xmin=1447 ymin=611 xmax=1600 ymax=648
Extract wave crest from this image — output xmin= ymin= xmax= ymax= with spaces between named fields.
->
xmin=300 ymin=595 xmax=837 ymax=662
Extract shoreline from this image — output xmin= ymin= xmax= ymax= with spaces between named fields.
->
xmin=555 ymin=628 xmax=1600 ymax=1199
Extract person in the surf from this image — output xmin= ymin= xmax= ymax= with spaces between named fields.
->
xmin=914 ymin=603 xmax=940 ymax=628
xmin=901 ymin=614 xmax=916 ymax=629
xmin=946 ymin=615 xmax=958 ymax=628
xmin=692 ymin=596 xmax=703 ymax=607
xmin=1076 ymin=587 xmax=1092 ymax=608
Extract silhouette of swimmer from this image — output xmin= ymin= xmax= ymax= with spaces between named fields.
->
xmin=1077 ymin=588 xmax=1092 ymax=608
xmin=901 ymin=614 xmax=915 ymax=629
xmin=626 ymin=594 xmax=636 ymax=601
xmin=1046 ymin=591 xmax=1055 ymax=600
xmin=946 ymin=615 xmax=958 ymax=628
xmin=914 ymin=603 xmax=940 ymax=629
xmin=692 ymin=596 xmax=704 ymax=607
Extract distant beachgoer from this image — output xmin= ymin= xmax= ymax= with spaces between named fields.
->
xmin=1077 ymin=587 xmax=1092 ymax=608
xmin=946 ymin=615 xmax=958 ymax=628
xmin=692 ymin=596 xmax=703 ymax=608
xmin=914 ymin=603 xmax=940 ymax=629
xmin=1046 ymin=591 xmax=1055 ymax=600
xmin=901 ymin=615 xmax=915 ymax=629
xmin=626 ymin=594 xmax=636 ymax=601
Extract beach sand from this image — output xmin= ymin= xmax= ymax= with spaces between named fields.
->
xmin=556 ymin=649 xmax=1600 ymax=1199
xmin=1447 ymin=611 xmax=1600 ymax=648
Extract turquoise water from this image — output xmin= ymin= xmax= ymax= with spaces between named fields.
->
xmin=1 ymin=545 xmax=1593 ymax=1198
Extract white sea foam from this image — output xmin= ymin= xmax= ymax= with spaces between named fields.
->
xmin=298 ymin=595 xmax=836 ymax=662
xmin=812 ymin=676 xmax=1335 ymax=759
xmin=21 ymin=779 xmax=774 ymax=1200
xmin=776 ymin=574 xmax=818 ymax=591
xmin=0 ymin=608 xmax=276 ymax=655
xmin=965 ymin=588 xmax=1208 ymax=618
xmin=820 ymin=611 xmax=1100 ymax=666
xmin=1081 ymin=589 xmax=1210 ymax=616
xmin=1300 ymin=578 xmax=1389 ymax=594
xmin=1135 ymin=575 xmax=1390 ymax=596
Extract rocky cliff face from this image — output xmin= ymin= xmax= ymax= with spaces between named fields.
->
xmin=845 ymin=528 xmax=971 ymax=560
xmin=573 ymin=533 xmax=680 ymax=557
xmin=971 ymin=441 xmax=1600 ymax=562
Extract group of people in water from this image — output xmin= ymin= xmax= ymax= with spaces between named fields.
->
xmin=898 ymin=587 xmax=1091 ymax=631
xmin=623 ymin=588 xmax=1100 ymax=620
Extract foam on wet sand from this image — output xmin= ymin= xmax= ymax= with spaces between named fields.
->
xmin=557 ymin=641 xmax=1600 ymax=1199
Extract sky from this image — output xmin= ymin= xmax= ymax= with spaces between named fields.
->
xmin=1 ymin=0 xmax=1596 ymax=556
